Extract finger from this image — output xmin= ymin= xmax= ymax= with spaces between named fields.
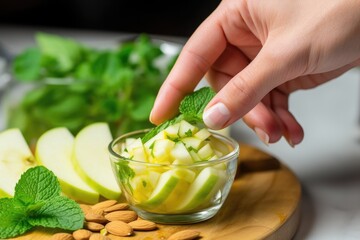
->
xmin=273 ymin=108 xmax=304 ymax=146
xmin=203 ymin=40 xmax=298 ymax=129
xmin=211 ymin=45 xmax=250 ymax=77
xmin=270 ymin=90 xmax=304 ymax=146
xmin=206 ymin=70 xmax=232 ymax=92
xmin=206 ymin=45 xmax=250 ymax=90
xmin=242 ymin=102 xmax=284 ymax=144
xmin=150 ymin=10 xmax=227 ymax=125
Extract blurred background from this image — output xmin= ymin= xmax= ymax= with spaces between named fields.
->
xmin=0 ymin=0 xmax=220 ymax=36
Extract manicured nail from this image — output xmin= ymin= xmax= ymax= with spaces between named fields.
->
xmin=254 ymin=127 xmax=269 ymax=146
xmin=203 ymin=102 xmax=231 ymax=130
xmin=286 ymin=138 xmax=295 ymax=148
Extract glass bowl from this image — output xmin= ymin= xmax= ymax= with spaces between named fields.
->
xmin=108 ymin=129 xmax=239 ymax=224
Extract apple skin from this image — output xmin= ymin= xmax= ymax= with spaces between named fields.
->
xmin=0 ymin=128 xmax=37 ymax=197
xmin=36 ymin=127 xmax=100 ymax=204
xmin=145 ymin=170 xmax=180 ymax=206
xmin=174 ymin=167 xmax=224 ymax=212
xmin=72 ymin=122 xmax=121 ymax=200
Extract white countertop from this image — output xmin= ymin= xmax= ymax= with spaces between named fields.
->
xmin=1 ymin=25 xmax=360 ymax=240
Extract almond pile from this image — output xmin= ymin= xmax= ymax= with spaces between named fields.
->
xmin=50 ymin=200 xmax=201 ymax=240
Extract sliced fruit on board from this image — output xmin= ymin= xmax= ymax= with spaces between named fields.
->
xmin=36 ymin=127 xmax=99 ymax=204
xmin=0 ymin=128 xmax=36 ymax=197
xmin=72 ymin=122 xmax=121 ymax=200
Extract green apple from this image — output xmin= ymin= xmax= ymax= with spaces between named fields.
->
xmin=72 ymin=122 xmax=121 ymax=200
xmin=174 ymin=167 xmax=225 ymax=212
xmin=171 ymin=142 xmax=192 ymax=164
xmin=36 ymin=127 xmax=99 ymax=204
xmin=144 ymin=168 xmax=196 ymax=207
xmin=129 ymin=171 xmax=160 ymax=202
xmin=178 ymin=120 xmax=198 ymax=137
xmin=0 ymin=128 xmax=36 ymax=197
xmin=145 ymin=169 xmax=180 ymax=206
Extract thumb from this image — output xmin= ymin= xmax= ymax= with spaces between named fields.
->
xmin=203 ymin=42 xmax=297 ymax=129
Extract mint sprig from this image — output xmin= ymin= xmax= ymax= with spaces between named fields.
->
xmin=142 ymin=87 xmax=216 ymax=143
xmin=0 ymin=166 xmax=84 ymax=239
xmin=179 ymin=86 xmax=216 ymax=122
xmin=15 ymin=165 xmax=61 ymax=205
xmin=0 ymin=198 xmax=32 ymax=238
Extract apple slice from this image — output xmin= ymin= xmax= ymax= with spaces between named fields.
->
xmin=36 ymin=127 xmax=99 ymax=204
xmin=145 ymin=169 xmax=180 ymax=206
xmin=0 ymin=129 xmax=36 ymax=197
xmin=144 ymin=168 xmax=196 ymax=208
xmin=72 ymin=122 xmax=121 ymax=200
xmin=174 ymin=167 xmax=225 ymax=212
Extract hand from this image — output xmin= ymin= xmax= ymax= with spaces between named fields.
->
xmin=150 ymin=0 xmax=360 ymax=146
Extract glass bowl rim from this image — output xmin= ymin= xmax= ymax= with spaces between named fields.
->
xmin=108 ymin=128 xmax=240 ymax=167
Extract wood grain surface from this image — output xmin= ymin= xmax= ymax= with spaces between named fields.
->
xmin=11 ymin=143 xmax=301 ymax=240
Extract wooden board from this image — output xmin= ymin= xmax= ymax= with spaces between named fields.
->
xmin=12 ymin=143 xmax=301 ymax=240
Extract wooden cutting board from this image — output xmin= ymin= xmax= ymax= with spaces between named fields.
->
xmin=11 ymin=143 xmax=301 ymax=240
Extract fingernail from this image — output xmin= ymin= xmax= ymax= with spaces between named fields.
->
xmin=203 ymin=102 xmax=231 ymax=129
xmin=254 ymin=127 xmax=269 ymax=146
xmin=286 ymin=138 xmax=295 ymax=148
xmin=149 ymin=109 xmax=155 ymax=124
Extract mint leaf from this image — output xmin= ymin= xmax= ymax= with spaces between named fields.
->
xmin=27 ymin=196 xmax=84 ymax=230
xmin=0 ymin=198 xmax=32 ymax=239
xmin=1 ymin=166 xmax=85 ymax=238
xmin=179 ymin=87 xmax=216 ymax=122
xmin=142 ymin=87 xmax=215 ymax=142
xmin=142 ymin=115 xmax=183 ymax=143
xmin=36 ymin=32 xmax=84 ymax=73
xmin=12 ymin=47 xmax=42 ymax=81
xmin=14 ymin=166 xmax=61 ymax=205
xmin=115 ymin=161 xmax=136 ymax=194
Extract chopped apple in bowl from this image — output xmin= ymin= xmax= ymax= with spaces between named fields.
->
xmin=109 ymin=120 xmax=239 ymax=224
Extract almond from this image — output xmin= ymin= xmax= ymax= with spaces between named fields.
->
xmin=50 ymin=233 xmax=74 ymax=240
xmin=85 ymin=211 xmax=108 ymax=224
xmin=128 ymin=219 xmax=157 ymax=231
xmin=105 ymin=210 xmax=137 ymax=223
xmin=105 ymin=221 xmax=133 ymax=236
xmin=168 ymin=230 xmax=201 ymax=240
xmin=84 ymin=222 xmax=104 ymax=232
xmin=103 ymin=203 xmax=129 ymax=213
xmin=72 ymin=229 xmax=92 ymax=240
xmin=106 ymin=234 xmax=126 ymax=240
xmin=92 ymin=200 xmax=118 ymax=211
xmin=79 ymin=204 xmax=92 ymax=215
xmin=90 ymin=208 xmax=105 ymax=216
xmin=89 ymin=233 xmax=111 ymax=240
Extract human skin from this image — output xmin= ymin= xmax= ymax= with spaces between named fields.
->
xmin=150 ymin=0 xmax=360 ymax=146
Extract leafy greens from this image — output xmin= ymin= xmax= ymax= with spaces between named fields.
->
xmin=0 ymin=166 xmax=84 ymax=239
xmin=9 ymin=33 xmax=177 ymax=142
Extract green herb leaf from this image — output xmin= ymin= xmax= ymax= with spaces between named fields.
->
xmin=0 ymin=166 xmax=85 ymax=238
xmin=27 ymin=196 xmax=84 ymax=230
xmin=0 ymin=198 xmax=32 ymax=239
xmin=142 ymin=87 xmax=215 ymax=143
xmin=14 ymin=166 xmax=61 ymax=205
xmin=36 ymin=32 xmax=84 ymax=73
xmin=12 ymin=47 xmax=42 ymax=81
xmin=179 ymin=87 xmax=216 ymax=122
xmin=115 ymin=160 xmax=136 ymax=193
xmin=142 ymin=115 xmax=183 ymax=143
